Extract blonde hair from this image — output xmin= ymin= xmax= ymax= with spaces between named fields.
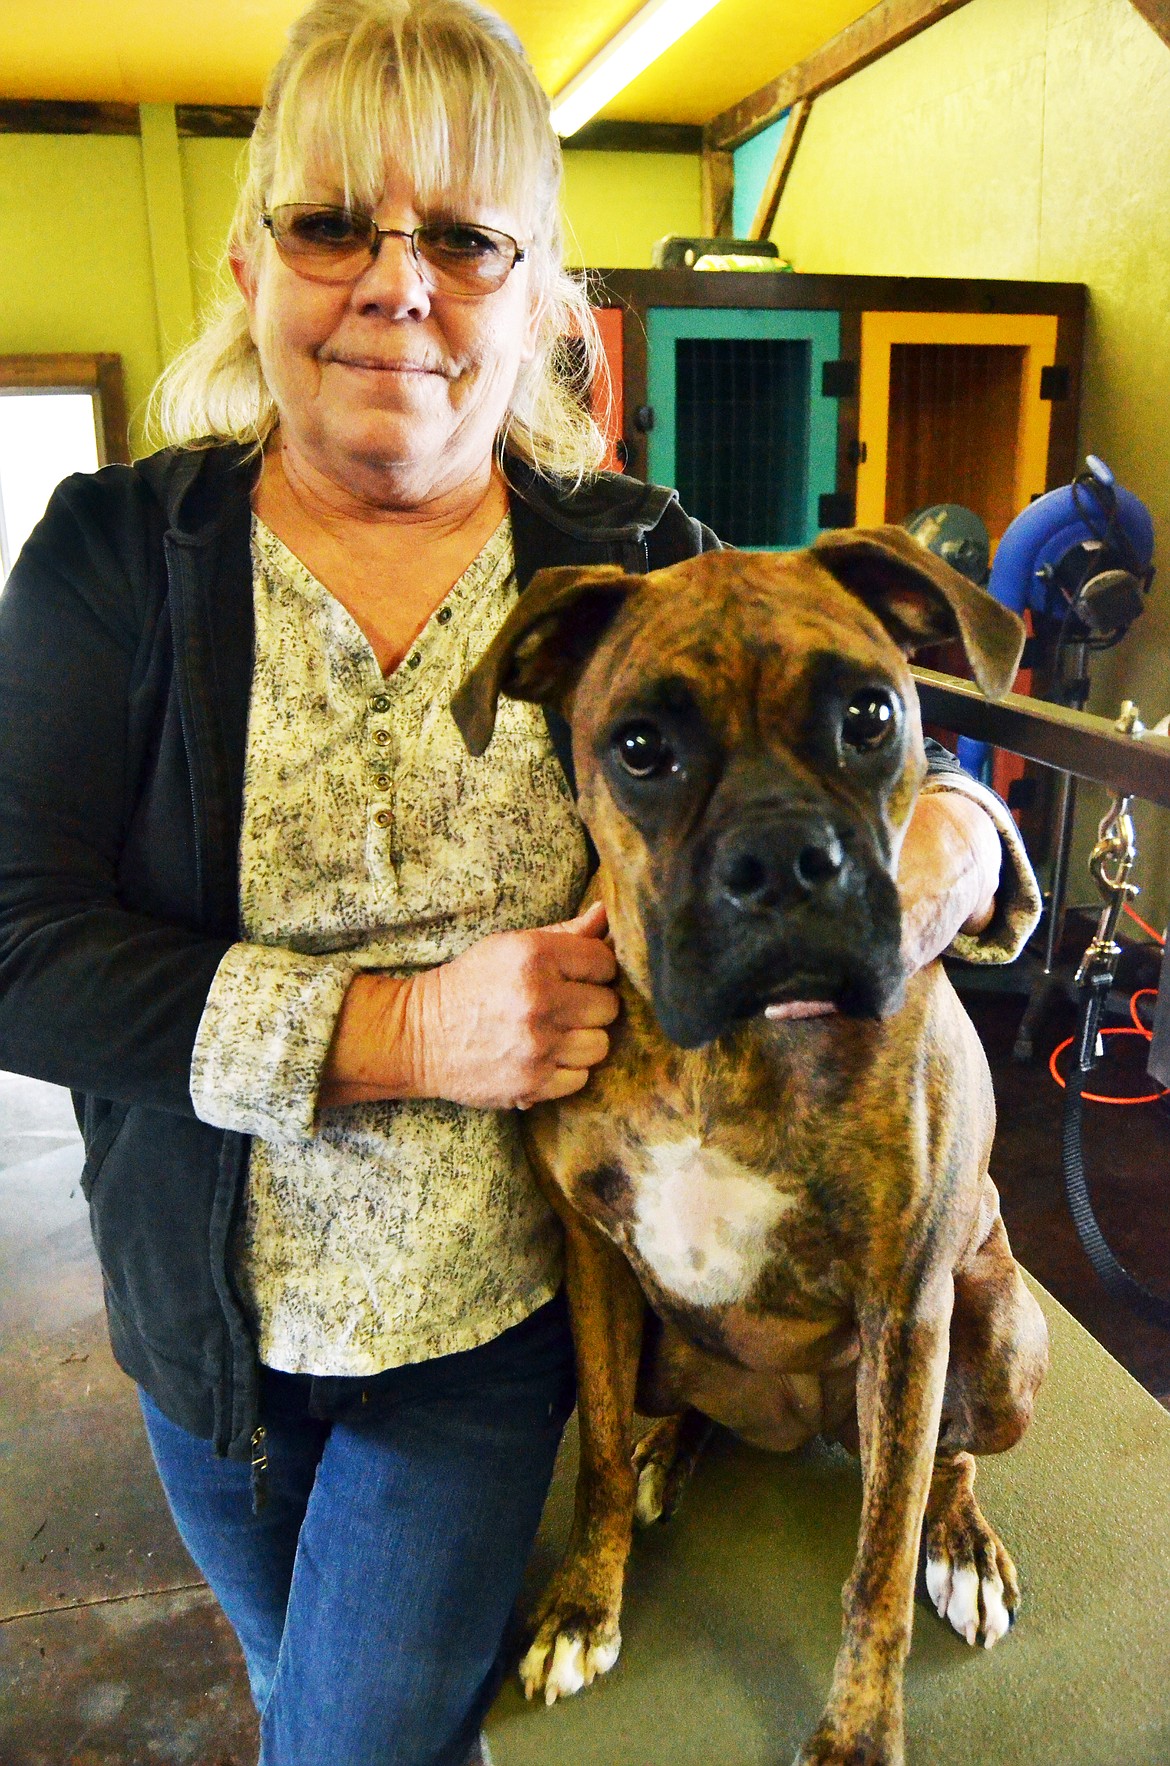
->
xmin=147 ymin=0 xmax=608 ymax=481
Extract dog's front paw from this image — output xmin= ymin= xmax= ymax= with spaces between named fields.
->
xmin=519 ymin=1595 xmax=621 ymax=1705
xmin=924 ymin=1481 xmax=1019 ymax=1649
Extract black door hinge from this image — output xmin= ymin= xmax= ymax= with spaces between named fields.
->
xmin=1039 ymin=365 xmax=1070 ymax=402
xmin=822 ymin=361 xmax=859 ymax=399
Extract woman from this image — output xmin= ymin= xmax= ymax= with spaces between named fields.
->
xmin=0 ymin=2 xmax=1037 ymax=1762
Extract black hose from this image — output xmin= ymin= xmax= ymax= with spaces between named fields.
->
xmin=1062 ymin=977 xmax=1170 ymax=1330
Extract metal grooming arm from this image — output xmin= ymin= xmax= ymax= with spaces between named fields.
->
xmin=915 ymin=666 xmax=1170 ymax=1059
xmin=913 ymin=669 xmax=1170 ymax=810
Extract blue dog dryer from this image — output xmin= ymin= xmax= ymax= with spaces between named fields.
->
xmin=925 ymin=458 xmax=1157 ymax=1062
xmin=957 ymin=457 xmax=1155 ymax=778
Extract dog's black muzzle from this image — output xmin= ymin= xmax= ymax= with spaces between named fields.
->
xmin=645 ymin=796 xmax=905 ymax=1049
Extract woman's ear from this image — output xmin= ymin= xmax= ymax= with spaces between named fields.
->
xmin=518 ymin=283 xmax=545 ymax=365
xmin=229 ymin=249 xmax=258 ymax=317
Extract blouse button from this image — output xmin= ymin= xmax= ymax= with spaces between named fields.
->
xmin=407 ymin=653 xmax=421 ymax=669
xmin=373 ymin=809 xmax=392 ymax=829
xmin=374 ymin=773 xmax=391 ymax=789
xmin=374 ymin=728 xmax=391 ymax=745
xmin=370 ymin=693 xmax=391 ymax=712
xmin=437 ymin=607 xmax=452 ymax=624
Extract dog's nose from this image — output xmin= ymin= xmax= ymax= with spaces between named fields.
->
xmin=716 ymin=820 xmax=845 ymax=910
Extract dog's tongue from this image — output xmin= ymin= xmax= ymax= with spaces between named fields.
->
xmin=764 ymin=1000 xmax=838 ymax=1022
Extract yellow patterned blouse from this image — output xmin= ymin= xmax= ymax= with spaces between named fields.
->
xmin=189 ymin=515 xmax=589 ymax=1376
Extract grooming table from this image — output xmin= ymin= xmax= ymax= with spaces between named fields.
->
xmin=487 ymin=1278 xmax=1170 ymax=1766
xmin=2 ymin=1073 xmax=1167 ymax=1765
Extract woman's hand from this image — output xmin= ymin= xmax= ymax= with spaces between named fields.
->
xmin=414 ymin=900 xmax=619 ymax=1108
xmin=319 ymin=901 xmax=618 ymax=1112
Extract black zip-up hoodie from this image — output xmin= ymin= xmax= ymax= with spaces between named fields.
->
xmin=0 ymin=443 xmax=721 ymax=1457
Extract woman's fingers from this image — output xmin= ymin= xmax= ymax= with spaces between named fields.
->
xmin=548 ymin=899 xmax=608 ymax=939
xmin=518 ymin=1065 xmax=594 ymax=1109
xmin=553 ymin=1026 xmax=610 ymax=1070
xmin=541 ymin=925 xmax=617 ymax=985
xmin=551 ymin=978 xmax=621 ymax=1030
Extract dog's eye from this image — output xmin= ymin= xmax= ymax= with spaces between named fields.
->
xmin=842 ymin=689 xmax=899 ymax=752
xmin=613 ymin=722 xmax=675 ymax=778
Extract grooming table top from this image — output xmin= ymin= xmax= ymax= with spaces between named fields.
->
xmin=2 ymin=1069 xmax=1167 ymax=1766
xmin=490 ymin=1275 xmax=1164 ymax=1766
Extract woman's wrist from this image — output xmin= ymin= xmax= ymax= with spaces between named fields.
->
xmin=319 ymin=970 xmax=432 ymax=1107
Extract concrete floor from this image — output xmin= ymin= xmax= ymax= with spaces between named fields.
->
xmin=5 ymin=1061 xmax=1170 ymax=1766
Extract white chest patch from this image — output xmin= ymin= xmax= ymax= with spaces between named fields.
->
xmin=629 ymin=1138 xmax=795 ymax=1308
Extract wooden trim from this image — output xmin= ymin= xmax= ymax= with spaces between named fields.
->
xmin=705 ymin=0 xmax=975 ymax=151
xmin=0 ymin=354 xmax=130 ymax=464
xmin=140 ymin=104 xmax=195 ymax=358
xmin=564 ymin=119 xmax=702 ymax=153
xmin=747 ymin=98 xmax=811 ymax=240
xmin=700 ymin=147 xmax=735 ymax=236
xmin=1129 ymin=0 xmax=1170 ymax=46
xmin=176 ymin=104 xmax=260 ymax=139
xmin=0 ymin=99 xmax=139 ymax=135
xmin=587 ymin=269 xmax=1087 ymax=324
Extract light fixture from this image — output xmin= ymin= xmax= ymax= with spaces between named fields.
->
xmin=550 ymin=0 xmax=724 ymax=138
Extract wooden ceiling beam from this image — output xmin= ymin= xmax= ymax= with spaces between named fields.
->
xmin=704 ymin=0 xmax=975 ymax=151
xmin=747 ymin=97 xmax=811 ymax=239
xmin=1129 ymin=0 xmax=1170 ymax=46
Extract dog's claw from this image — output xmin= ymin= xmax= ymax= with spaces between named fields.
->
xmin=547 ymin=1634 xmax=585 ymax=1701
xmin=981 ymin=1573 xmax=1011 ymax=1648
xmin=519 ymin=1641 xmax=549 ymax=1702
xmin=634 ymin=1458 xmax=668 ymax=1526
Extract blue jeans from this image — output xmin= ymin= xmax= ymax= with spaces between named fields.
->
xmin=139 ymin=1293 xmax=575 ymax=1766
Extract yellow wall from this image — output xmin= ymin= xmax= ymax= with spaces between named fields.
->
xmin=775 ymin=0 xmax=1170 ymax=928
xmin=0 ymin=121 xmax=699 ymax=453
xmin=562 ymin=150 xmax=701 ymax=268
xmin=0 ymin=133 xmax=162 ymax=442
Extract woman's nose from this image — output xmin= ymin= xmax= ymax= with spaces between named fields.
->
xmin=353 ymin=231 xmax=432 ymax=315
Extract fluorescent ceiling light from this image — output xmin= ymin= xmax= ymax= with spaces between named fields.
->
xmin=550 ymin=0 xmax=724 ymax=138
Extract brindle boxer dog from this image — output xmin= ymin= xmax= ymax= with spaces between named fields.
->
xmin=451 ymin=528 xmax=1049 ymax=1766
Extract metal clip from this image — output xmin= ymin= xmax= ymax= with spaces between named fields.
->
xmin=1075 ymin=790 xmax=1140 ymax=988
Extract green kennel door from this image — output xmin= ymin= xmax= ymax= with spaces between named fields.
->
xmin=645 ymin=306 xmax=842 ymax=550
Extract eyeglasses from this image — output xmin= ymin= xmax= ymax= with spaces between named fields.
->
xmin=260 ymin=205 xmax=527 ymax=296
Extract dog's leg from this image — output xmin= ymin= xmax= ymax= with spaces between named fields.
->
xmin=796 ymin=1277 xmax=954 ymax=1766
xmin=519 ymin=1215 xmax=645 ymax=1705
xmin=925 ymin=1190 xmax=1048 ymax=1648
xmin=632 ymin=1408 xmax=713 ymax=1527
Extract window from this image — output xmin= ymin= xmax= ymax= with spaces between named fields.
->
xmin=0 ymin=355 xmax=128 ymax=587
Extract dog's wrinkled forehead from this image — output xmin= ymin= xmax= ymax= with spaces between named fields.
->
xmin=577 ymin=552 xmax=907 ymax=734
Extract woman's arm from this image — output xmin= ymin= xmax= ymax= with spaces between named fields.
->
xmin=896 ymin=790 xmax=1001 ymax=974
xmin=318 ymin=901 xmax=618 ymax=1112
xmin=0 ymin=474 xmax=239 ymax=1114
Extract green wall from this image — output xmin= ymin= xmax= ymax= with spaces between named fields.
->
xmin=0 ymin=118 xmax=700 ymax=453
xmin=774 ymin=0 xmax=1170 ymax=928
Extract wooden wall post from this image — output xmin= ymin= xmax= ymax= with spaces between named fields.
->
xmin=700 ymin=146 xmax=735 ymax=236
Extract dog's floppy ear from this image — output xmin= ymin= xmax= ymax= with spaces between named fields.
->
xmin=450 ymin=563 xmax=634 ymax=756
xmin=812 ymin=525 xmax=1025 ymax=701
